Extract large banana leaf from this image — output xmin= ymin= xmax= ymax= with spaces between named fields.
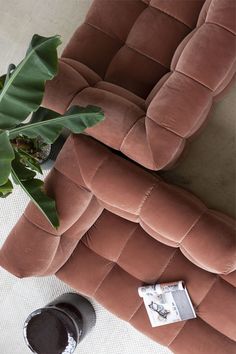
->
xmin=0 ymin=131 xmax=15 ymax=185
xmin=11 ymin=153 xmax=59 ymax=228
xmin=9 ymin=105 xmax=104 ymax=144
xmin=0 ymin=34 xmax=61 ymax=129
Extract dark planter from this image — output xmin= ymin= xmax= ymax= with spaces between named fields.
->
xmin=40 ymin=135 xmax=66 ymax=170
xmin=23 ymin=293 xmax=96 ymax=354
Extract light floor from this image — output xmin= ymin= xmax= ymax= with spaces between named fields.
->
xmin=0 ymin=1 xmax=235 ymax=354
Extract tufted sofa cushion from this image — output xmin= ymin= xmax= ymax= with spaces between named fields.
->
xmin=43 ymin=0 xmax=236 ymax=170
xmin=1 ymin=134 xmax=235 ymax=354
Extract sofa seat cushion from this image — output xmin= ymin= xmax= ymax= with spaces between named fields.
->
xmin=56 ymin=209 xmax=236 ymax=351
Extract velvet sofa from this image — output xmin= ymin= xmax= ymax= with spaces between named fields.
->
xmin=1 ymin=134 xmax=235 ymax=354
xmin=1 ymin=1 xmax=236 ymax=353
xmin=43 ymin=0 xmax=236 ymax=170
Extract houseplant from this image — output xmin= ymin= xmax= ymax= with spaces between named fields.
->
xmin=0 ymin=34 xmax=104 ymax=228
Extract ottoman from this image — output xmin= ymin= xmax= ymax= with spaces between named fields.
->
xmin=1 ymin=135 xmax=235 ymax=354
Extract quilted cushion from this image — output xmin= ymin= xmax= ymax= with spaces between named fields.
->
xmin=43 ymin=0 xmax=236 ymax=170
xmin=1 ymin=135 xmax=235 ymax=354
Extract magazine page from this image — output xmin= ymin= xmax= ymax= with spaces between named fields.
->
xmin=138 ymin=281 xmax=196 ymax=327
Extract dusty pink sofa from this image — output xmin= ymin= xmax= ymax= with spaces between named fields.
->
xmin=43 ymin=0 xmax=236 ymax=170
xmin=1 ymin=1 xmax=236 ymax=353
xmin=1 ymin=135 xmax=236 ymax=354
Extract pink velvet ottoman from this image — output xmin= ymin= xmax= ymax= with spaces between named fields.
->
xmin=1 ymin=135 xmax=235 ymax=354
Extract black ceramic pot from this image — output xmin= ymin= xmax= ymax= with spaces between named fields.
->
xmin=23 ymin=293 xmax=96 ymax=354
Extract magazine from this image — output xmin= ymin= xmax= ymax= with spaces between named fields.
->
xmin=138 ymin=281 xmax=196 ymax=327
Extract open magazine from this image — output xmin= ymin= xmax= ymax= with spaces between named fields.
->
xmin=138 ymin=281 xmax=196 ymax=327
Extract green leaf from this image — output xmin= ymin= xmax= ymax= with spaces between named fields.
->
xmin=0 ymin=179 xmax=13 ymax=198
xmin=11 ymin=152 xmax=36 ymax=181
xmin=0 ymin=34 xmax=62 ymax=129
xmin=9 ymin=105 xmax=104 ymax=144
xmin=11 ymin=157 xmax=59 ymax=228
xmin=17 ymin=148 xmax=43 ymax=174
xmin=0 ymin=131 xmax=15 ymax=185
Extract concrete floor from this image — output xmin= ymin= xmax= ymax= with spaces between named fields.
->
xmin=161 ymin=83 xmax=236 ymax=219
xmin=0 ymin=0 xmax=93 ymax=65
xmin=0 ymin=1 xmax=235 ymax=353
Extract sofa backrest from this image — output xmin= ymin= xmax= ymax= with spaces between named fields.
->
xmin=62 ymin=0 xmax=205 ymax=98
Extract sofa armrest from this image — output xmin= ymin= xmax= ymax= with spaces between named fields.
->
xmin=140 ymin=0 xmax=236 ymax=168
xmin=42 ymin=58 xmax=101 ymax=114
xmin=0 ymin=213 xmax=61 ymax=278
xmin=118 ymin=10 xmax=236 ymax=171
xmin=0 ymin=137 xmax=103 ymax=278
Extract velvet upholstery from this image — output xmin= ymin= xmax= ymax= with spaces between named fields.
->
xmin=43 ymin=0 xmax=236 ymax=170
xmin=1 ymin=135 xmax=235 ymax=354
xmin=1 ymin=2 xmax=236 ymax=352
